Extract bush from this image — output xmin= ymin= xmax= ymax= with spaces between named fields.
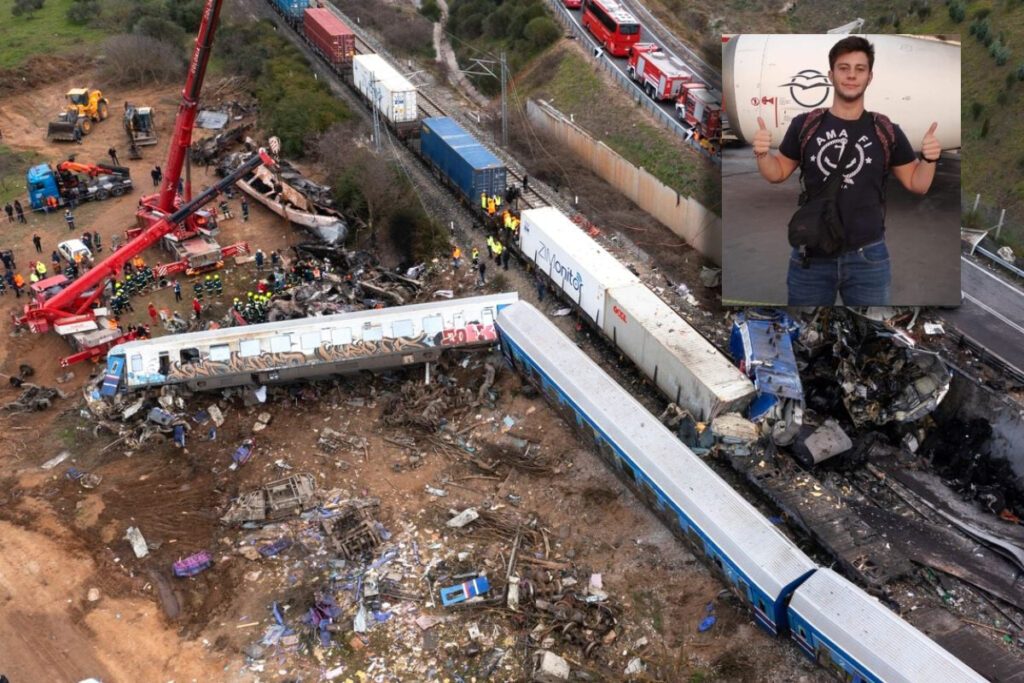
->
xmin=991 ymin=43 xmax=1011 ymax=67
xmin=166 ymin=0 xmax=204 ymax=33
xmin=67 ymin=0 xmax=100 ymax=25
xmin=11 ymin=0 xmax=44 ymax=17
xmin=99 ymin=33 xmax=186 ymax=86
xmin=948 ymin=1 xmax=966 ymax=23
xmin=420 ymin=0 xmax=441 ymax=23
xmin=1017 ymin=63 xmax=1024 ymax=81
xmin=523 ymin=17 xmax=561 ymax=50
xmin=134 ymin=16 xmax=187 ymax=49
xmin=971 ymin=101 xmax=983 ymax=119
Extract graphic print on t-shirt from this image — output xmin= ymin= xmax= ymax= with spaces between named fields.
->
xmin=809 ymin=127 xmax=875 ymax=189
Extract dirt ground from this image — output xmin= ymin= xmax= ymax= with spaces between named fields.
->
xmin=0 ymin=60 xmax=821 ymax=683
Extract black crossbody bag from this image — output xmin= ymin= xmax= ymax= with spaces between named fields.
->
xmin=787 ymin=112 xmax=870 ymax=262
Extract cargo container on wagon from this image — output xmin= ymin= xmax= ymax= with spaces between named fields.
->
xmin=273 ymin=0 xmax=309 ymax=25
xmin=518 ymin=207 xmax=638 ymax=325
xmin=419 ymin=117 xmax=507 ymax=207
xmin=352 ymin=54 xmax=419 ymax=135
xmin=303 ymin=7 xmax=356 ymax=69
xmin=603 ymin=283 xmax=753 ymax=420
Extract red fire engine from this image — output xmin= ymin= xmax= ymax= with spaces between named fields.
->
xmin=675 ymin=83 xmax=722 ymax=140
xmin=627 ymin=44 xmax=693 ymax=101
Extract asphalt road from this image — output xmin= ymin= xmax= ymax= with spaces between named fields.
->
xmin=944 ymin=257 xmax=1024 ymax=376
xmin=721 ymin=149 xmax=962 ymax=306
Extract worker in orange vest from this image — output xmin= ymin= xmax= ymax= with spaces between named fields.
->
xmin=13 ymin=272 xmax=25 ymax=297
xmin=487 ymin=197 xmax=495 ymax=215
xmin=452 ymin=245 xmax=462 ymax=270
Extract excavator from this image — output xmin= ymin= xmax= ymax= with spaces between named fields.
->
xmin=46 ymin=88 xmax=110 ymax=141
xmin=124 ymin=102 xmax=158 ymax=147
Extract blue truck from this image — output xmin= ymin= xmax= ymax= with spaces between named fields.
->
xmin=27 ymin=160 xmax=133 ymax=211
xmin=420 ymin=117 xmax=507 ymax=207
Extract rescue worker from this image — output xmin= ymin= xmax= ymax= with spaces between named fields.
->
xmin=486 ymin=235 xmax=496 ymax=260
xmin=452 ymin=245 xmax=462 ymax=270
xmin=13 ymin=272 xmax=25 ymax=298
xmin=82 ymin=232 xmax=92 ymax=251
xmin=193 ymin=279 xmax=203 ymax=301
xmin=255 ymin=248 xmax=265 ymax=272
xmin=192 ymin=297 xmax=202 ymax=320
xmin=271 ymin=250 xmax=281 ymax=268
xmin=51 ymin=250 xmax=61 ymax=271
xmin=204 ymin=274 xmax=215 ymax=297
xmin=35 ymin=260 xmax=47 ymax=277
xmin=213 ymin=273 xmax=223 ymax=296
xmin=29 ymin=271 xmax=39 ymax=285
xmin=481 ymin=192 xmax=488 ymax=211
xmin=148 ymin=302 xmax=158 ymax=323
xmin=492 ymin=240 xmax=503 ymax=264
xmin=487 ymin=196 xmax=496 ymax=216
xmin=92 ymin=231 xmax=102 ymax=253
xmin=240 ymin=196 xmax=249 ymax=222
xmin=172 ymin=279 xmax=182 ymax=302
xmin=471 ymin=246 xmax=479 ymax=267
xmin=64 ymin=209 xmax=75 ymax=232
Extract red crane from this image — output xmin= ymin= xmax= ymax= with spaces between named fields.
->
xmin=135 ymin=0 xmax=227 ymax=238
xmin=17 ymin=149 xmax=275 ymax=344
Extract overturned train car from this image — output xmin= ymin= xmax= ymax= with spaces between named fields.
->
xmin=103 ymin=293 xmax=518 ymax=394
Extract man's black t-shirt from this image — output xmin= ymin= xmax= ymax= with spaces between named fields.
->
xmin=779 ymin=111 xmax=915 ymax=249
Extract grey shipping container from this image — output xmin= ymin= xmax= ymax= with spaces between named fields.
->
xmin=420 ymin=117 xmax=506 ymax=205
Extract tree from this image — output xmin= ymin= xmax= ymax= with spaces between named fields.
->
xmin=12 ymin=0 xmax=45 ymax=17
xmin=523 ymin=16 xmax=560 ymax=50
xmin=99 ymin=34 xmax=186 ymax=86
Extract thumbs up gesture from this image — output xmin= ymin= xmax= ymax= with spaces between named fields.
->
xmin=753 ymin=116 xmax=772 ymax=157
xmin=921 ymin=122 xmax=940 ymax=161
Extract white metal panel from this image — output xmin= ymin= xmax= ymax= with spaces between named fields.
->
xmin=518 ymin=207 xmax=638 ymax=325
xmin=498 ymin=302 xmax=816 ymax=597
xmin=604 ymin=283 xmax=753 ymax=420
xmin=790 ymin=569 xmax=985 ymax=683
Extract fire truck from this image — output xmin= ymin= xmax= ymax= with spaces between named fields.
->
xmin=627 ymin=44 xmax=693 ymax=101
xmin=676 ymin=83 xmax=722 ymax=140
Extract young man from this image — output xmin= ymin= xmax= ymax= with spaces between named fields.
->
xmin=753 ymin=36 xmax=941 ymax=306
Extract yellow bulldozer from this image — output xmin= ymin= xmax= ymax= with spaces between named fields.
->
xmin=46 ymin=88 xmax=110 ymax=142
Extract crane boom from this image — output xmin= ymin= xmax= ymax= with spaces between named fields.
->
xmin=155 ymin=0 xmax=226 ymax=213
xmin=19 ymin=149 xmax=274 ymax=333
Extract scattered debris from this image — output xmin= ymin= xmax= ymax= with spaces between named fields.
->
xmin=173 ymin=551 xmax=213 ymax=578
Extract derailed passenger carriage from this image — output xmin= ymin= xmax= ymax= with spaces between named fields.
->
xmin=104 ymin=293 xmax=517 ymax=393
xmin=789 ymin=569 xmax=985 ymax=683
xmin=517 ymin=207 xmax=753 ymax=421
xmin=496 ymin=302 xmax=817 ymax=634
xmin=496 ymin=302 xmax=985 ymax=682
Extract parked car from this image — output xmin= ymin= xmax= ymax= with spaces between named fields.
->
xmin=57 ymin=238 xmax=93 ymax=264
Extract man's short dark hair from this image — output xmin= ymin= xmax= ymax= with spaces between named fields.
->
xmin=829 ymin=36 xmax=875 ymax=72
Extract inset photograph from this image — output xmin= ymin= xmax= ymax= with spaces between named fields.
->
xmin=721 ymin=34 xmax=961 ymax=307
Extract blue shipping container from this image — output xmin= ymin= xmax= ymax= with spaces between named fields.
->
xmin=420 ymin=117 xmax=507 ymax=205
xmin=274 ymin=0 xmax=309 ymax=19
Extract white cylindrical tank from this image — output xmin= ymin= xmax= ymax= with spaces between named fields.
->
xmin=723 ymin=34 xmax=960 ymax=153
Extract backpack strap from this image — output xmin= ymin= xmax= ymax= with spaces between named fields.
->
xmin=797 ymin=107 xmax=829 ymax=162
xmin=869 ymin=111 xmax=896 ymax=172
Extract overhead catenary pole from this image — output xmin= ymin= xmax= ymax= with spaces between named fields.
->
xmin=500 ymin=52 xmax=508 ymax=147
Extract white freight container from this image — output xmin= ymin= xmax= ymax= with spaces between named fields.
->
xmin=519 ymin=207 xmax=638 ymax=325
xmin=352 ymin=54 xmax=418 ymax=126
xmin=603 ymin=283 xmax=753 ymax=420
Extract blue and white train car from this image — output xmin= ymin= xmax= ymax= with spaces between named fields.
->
xmin=788 ymin=568 xmax=985 ymax=683
xmin=496 ymin=301 xmax=817 ymax=634
xmin=103 ymin=293 xmax=517 ymax=394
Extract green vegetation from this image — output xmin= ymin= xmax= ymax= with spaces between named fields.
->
xmin=446 ymin=0 xmax=561 ymax=96
xmin=0 ymin=146 xmax=40 ymax=205
xmin=0 ymin=0 xmax=104 ymax=68
xmin=218 ymin=21 xmax=351 ymax=158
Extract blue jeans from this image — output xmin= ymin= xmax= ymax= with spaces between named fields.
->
xmin=787 ymin=240 xmax=890 ymax=306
